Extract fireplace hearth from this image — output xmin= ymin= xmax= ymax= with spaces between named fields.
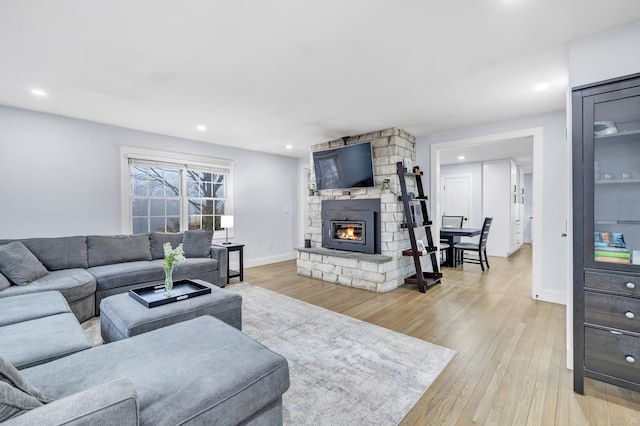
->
xmin=322 ymin=199 xmax=380 ymax=254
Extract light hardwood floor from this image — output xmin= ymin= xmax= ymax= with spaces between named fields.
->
xmin=239 ymin=244 xmax=640 ymax=425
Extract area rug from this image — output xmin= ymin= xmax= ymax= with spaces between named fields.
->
xmin=225 ymin=283 xmax=456 ymax=425
xmin=81 ymin=284 xmax=456 ymax=425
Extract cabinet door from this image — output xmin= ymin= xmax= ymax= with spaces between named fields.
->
xmin=582 ymin=83 xmax=640 ymax=272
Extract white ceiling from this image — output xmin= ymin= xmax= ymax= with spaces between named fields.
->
xmin=440 ymin=136 xmax=534 ymax=172
xmin=1 ymin=1 xmax=640 ymax=158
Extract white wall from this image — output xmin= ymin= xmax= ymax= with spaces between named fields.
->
xmin=416 ymin=110 xmax=568 ymax=305
xmin=523 ymin=173 xmax=533 ymax=243
xmin=566 ymin=19 xmax=640 ymax=370
xmin=0 ymin=105 xmax=299 ymax=267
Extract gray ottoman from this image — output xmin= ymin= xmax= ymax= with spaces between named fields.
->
xmin=100 ymin=279 xmax=242 ymax=343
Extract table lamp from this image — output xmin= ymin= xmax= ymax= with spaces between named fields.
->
xmin=220 ymin=215 xmax=234 ymax=245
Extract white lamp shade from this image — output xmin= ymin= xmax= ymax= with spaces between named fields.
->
xmin=220 ymin=215 xmax=234 ymax=229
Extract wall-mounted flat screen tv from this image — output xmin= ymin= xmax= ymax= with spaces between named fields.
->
xmin=312 ymin=141 xmax=375 ymax=190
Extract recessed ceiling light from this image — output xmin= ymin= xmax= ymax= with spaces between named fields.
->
xmin=458 ymin=156 xmax=465 ymax=160
xmin=534 ymin=83 xmax=550 ymax=92
xmin=285 ymin=144 xmax=293 ymax=150
xmin=197 ymin=125 xmax=206 ymax=131
xmin=30 ymin=88 xmax=47 ymax=97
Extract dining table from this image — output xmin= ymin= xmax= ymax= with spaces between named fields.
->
xmin=440 ymin=227 xmax=482 ymax=267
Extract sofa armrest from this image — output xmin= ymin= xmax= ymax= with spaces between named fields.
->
xmin=3 ymin=378 xmax=138 ymax=426
xmin=210 ymin=245 xmax=228 ymax=286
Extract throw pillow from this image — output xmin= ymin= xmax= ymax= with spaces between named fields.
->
xmin=21 ymin=236 xmax=89 ymax=270
xmin=0 ymin=382 xmax=43 ymax=422
xmin=0 ymin=273 xmax=9 ymax=291
xmin=183 ymin=230 xmax=213 ymax=258
xmin=149 ymin=232 xmax=184 ymax=260
xmin=0 ymin=242 xmax=49 ymax=286
xmin=86 ymin=234 xmax=152 ymax=267
xmin=0 ymin=356 xmax=50 ymax=403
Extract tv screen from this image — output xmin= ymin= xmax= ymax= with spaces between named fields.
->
xmin=313 ymin=141 xmax=375 ymax=190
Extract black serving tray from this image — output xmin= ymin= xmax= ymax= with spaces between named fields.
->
xmin=129 ymin=279 xmax=211 ymax=308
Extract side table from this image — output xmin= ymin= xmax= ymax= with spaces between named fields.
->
xmin=213 ymin=242 xmax=244 ymax=284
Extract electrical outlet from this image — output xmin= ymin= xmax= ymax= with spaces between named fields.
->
xmin=266 ymin=242 xmax=271 ymax=249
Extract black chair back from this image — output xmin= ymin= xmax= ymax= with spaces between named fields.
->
xmin=442 ymin=215 xmax=464 ymax=228
xmin=478 ymin=217 xmax=493 ymax=249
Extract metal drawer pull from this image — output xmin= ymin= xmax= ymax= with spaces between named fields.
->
xmin=626 ymin=311 xmax=636 ymax=319
xmin=626 ymin=282 xmax=636 ymax=289
xmin=626 ymin=355 xmax=636 ymax=364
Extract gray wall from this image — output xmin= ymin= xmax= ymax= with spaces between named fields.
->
xmin=0 ymin=105 xmax=299 ymax=267
xmin=569 ymin=20 xmax=640 ymax=88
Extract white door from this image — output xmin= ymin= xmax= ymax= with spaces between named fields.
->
xmin=442 ymin=175 xmax=471 ymax=227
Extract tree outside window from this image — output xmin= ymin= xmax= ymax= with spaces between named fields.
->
xmin=129 ymin=161 xmax=229 ymax=235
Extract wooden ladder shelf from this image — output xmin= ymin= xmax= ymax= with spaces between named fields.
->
xmin=396 ymin=161 xmax=442 ymax=292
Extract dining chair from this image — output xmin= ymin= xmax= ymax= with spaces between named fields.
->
xmin=453 ymin=217 xmax=493 ymax=271
xmin=439 ymin=242 xmax=450 ymax=265
xmin=441 ymin=215 xmax=464 ymax=228
xmin=440 ymin=215 xmax=464 ymax=253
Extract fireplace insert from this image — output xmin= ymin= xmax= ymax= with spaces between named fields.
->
xmin=321 ymin=199 xmax=380 ymax=254
xmin=331 ymin=220 xmax=365 ymax=245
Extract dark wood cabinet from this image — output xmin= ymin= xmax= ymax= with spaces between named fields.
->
xmin=573 ymin=73 xmax=640 ymax=394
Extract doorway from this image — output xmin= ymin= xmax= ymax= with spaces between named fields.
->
xmin=430 ymin=128 xmax=542 ymax=301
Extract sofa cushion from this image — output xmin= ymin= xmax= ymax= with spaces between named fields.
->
xmin=0 ymin=292 xmax=71 ymax=327
xmin=88 ymin=259 xmax=218 ymax=292
xmin=87 ymin=235 xmax=152 ymax=267
xmin=0 ymin=242 xmax=49 ymax=286
xmin=19 ymin=236 xmax=89 ymax=270
xmin=149 ymin=232 xmax=184 ymax=260
xmin=0 ymin=273 xmax=9 ymax=291
xmin=0 ymin=313 xmax=92 ymax=370
xmin=0 ymin=381 xmax=43 ymax=422
xmin=22 ymin=316 xmax=290 ymax=426
xmin=0 ymin=269 xmax=96 ymax=304
xmin=183 ymin=230 xmax=213 ymax=258
xmin=88 ymin=261 xmax=165 ymax=292
xmin=0 ymin=356 xmax=50 ymax=403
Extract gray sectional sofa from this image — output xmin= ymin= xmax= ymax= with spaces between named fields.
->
xmin=0 ymin=298 xmax=290 ymax=425
xmin=0 ymin=233 xmax=291 ymax=425
xmin=0 ymin=231 xmax=228 ymax=322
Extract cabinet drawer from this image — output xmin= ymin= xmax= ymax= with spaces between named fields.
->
xmin=585 ymin=327 xmax=640 ymax=383
xmin=585 ymin=292 xmax=640 ymax=333
xmin=585 ymin=271 xmax=640 ymax=296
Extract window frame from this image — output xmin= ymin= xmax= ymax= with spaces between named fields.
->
xmin=120 ymin=146 xmax=234 ymax=239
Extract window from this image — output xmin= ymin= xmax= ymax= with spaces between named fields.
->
xmin=122 ymin=148 xmax=233 ymax=237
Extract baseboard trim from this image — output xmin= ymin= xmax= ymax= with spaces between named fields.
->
xmin=241 ymin=252 xmax=297 ymax=269
xmin=535 ymin=288 xmax=566 ymax=305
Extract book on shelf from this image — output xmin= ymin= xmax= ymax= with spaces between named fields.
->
xmin=594 ymin=250 xmax=631 ymax=259
xmin=593 ymin=245 xmax=630 ymax=253
xmin=595 ymin=256 xmax=631 ymax=264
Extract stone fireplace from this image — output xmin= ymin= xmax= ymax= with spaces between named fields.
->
xmin=296 ymin=127 xmax=424 ymax=292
